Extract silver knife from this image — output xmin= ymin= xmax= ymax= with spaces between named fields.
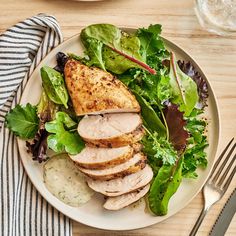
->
xmin=209 ymin=188 xmax=236 ymax=236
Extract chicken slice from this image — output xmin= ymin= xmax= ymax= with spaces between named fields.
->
xmin=78 ymin=113 xmax=145 ymax=147
xmin=103 ymin=184 xmax=150 ymax=210
xmin=70 ymin=145 xmax=134 ymax=170
xmin=64 ymin=59 xmax=140 ymax=116
xmin=87 ymin=165 xmax=153 ymax=196
xmin=77 ymin=153 xmax=146 ymax=180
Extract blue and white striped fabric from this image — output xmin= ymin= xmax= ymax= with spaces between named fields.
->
xmin=0 ymin=14 xmax=72 ymax=236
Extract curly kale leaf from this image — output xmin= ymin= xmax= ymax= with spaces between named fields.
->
xmin=142 ymin=132 xmax=178 ymax=172
xmin=183 ymin=112 xmax=208 ymax=178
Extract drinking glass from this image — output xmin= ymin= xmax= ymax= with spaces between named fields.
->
xmin=195 ymin=0 xmax=236 ymax=35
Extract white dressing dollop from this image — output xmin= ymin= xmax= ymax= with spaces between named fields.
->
xmin=44 ymin=154 xmax=94 ymax=207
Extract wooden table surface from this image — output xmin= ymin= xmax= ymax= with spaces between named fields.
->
xmin=1 ymin=0 xmax=236 ymax=235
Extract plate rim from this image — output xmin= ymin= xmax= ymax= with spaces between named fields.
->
xmin=17 ymin=28 xmax=221 ymax=231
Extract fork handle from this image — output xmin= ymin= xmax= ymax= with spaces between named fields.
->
xmin=189 ymin=207 xmax=209 ymax=236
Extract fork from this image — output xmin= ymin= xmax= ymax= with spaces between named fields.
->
xmin=189 ymin=138 xmax=236 ymax=236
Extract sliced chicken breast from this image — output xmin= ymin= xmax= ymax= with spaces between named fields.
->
xmin=103 ymin=184 xmax=150 ymax=210
xmin=87 ymin=165 xmax=153 ymax=196
xmin=70 ymin=145 xmax=134 ymax=169
xmin=78 ymin=113 xmax=145 ymax=147
xmin=64 ymin=59 xmax=140 ymax=116
xmin=78 ymin=153 xmax=146 ymax=180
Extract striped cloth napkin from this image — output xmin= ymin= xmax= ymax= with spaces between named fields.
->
xmin=0 ymin=14 xmax=72 ymax=236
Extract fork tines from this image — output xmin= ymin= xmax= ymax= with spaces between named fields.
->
xmin=209 ymin=138 xmax=236 ymax=191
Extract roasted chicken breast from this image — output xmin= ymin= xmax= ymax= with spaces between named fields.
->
xmin=64 ymin=59 xmax=140 ymax=116
xmin=78 ymin=113 xmax=145 ymax=147
xmin=103 ymin=184 xmax=150 ymax=210
xmin=70 ymin=145 xmax=134 ymax=169
xmin=87 ymin=165 xmax=153 ymax=196
xmin=77 ymin=153 xmax=146 ymax=180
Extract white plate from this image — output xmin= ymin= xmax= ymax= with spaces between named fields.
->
xmin=17 ymin=29 xmax=220 ymax=230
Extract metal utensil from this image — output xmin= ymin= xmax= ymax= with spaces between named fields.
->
xmin=190 ymin=138 xmax=236 ymax=236
xmin=209 ymin=188 xmax=236 ymax=236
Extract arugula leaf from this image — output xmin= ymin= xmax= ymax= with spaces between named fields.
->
xmin=5 ymin=103 xmax=39 ymax=139
xmin=41 ymin=66 xmax=69 ymax=108
xmin=81 ymin=24 xmax=156 ymax=74
xmin=45 ymin=112 xmax=85 ymax=155
xmin=169 ymin=52 xmax=199 ymax=116
xmin=148 ymin=157 xmax=183 ymax=215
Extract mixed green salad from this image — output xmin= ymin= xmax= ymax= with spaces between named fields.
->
xmin=5 ymin=23 xmax=208 ymax=216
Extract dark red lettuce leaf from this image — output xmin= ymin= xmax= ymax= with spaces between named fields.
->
xmin=177 ymin=60 xmax=208 ymax=107
xmin=54 ymin=52 xmax=68 ymax=74
xmin=26 ymin=128 xmax=48 ymax=163
xmin=164 ymin=102 xmax=189 ymax=152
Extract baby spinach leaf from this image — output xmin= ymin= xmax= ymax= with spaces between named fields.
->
xmin=41 ymin=66 xmax=69 ymax=108
xmin=5 ymin=103 xmax=39 ymax=139
xmin=148 ymin=157 xmax=183 ymax=215
xmin=133 ymin=91 xmax=166 ymax=137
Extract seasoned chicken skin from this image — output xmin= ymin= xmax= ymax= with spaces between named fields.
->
xmin=78 ymin=113 xmax=145 ymax=148
xmin=64 ymin=59 xmax=140 ymax=116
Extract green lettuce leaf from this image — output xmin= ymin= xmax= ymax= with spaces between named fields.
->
xmin=80 ymin=38 xmax=106 ymax=70
xmin=148 ymin=157 xmax=183 ymax=215
xmin=169 ymin=52 xmax=199 ymax=116
xmin=5 ymin=103 xmax=39 ymax=139
xmin=45 ymin=112 xmax=85 ymax=154
xmin=102 ymin=33 xmax=143 ymax=74
xmin=37 ymin=88 xmax=58 ymax=123
xmin=81 ymin=24 xmax=156 ymax=74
